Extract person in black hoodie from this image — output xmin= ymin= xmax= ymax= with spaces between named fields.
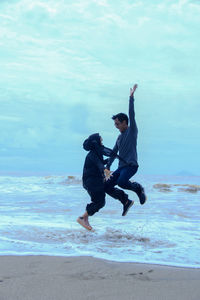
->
xmin=77 ymin=133 xmax=108 ymax=230
xmin=77 ymin=133 xmax=135 ymax=230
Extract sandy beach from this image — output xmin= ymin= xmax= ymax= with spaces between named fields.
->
xmin=0 ymin=256 xmax=199 ymax=300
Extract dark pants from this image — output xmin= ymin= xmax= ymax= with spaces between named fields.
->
xmin=86 ymin=189 xmax=105 ymax=216
xmin=105 ymin=165 xmax=138 ymax=205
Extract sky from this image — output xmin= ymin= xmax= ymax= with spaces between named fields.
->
xmin=0 ymin=0 xmax=200 ymax=175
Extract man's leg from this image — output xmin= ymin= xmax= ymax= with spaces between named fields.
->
xmin=105 ymin=168 xmax=134 ymax=216
xmin=116 ymin=166 xmax=147 ymax=205
xmin=116 ymin=166 xmax=138 ymax=189
xmin=105 ymin=168 xmax=129 ymax=205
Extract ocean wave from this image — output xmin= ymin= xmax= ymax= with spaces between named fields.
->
xmin=1 ymin=226 xmax=174 ymax=250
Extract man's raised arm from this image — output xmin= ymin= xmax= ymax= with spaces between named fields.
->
xmin=129 ymin=84 xmax=138 ymax=130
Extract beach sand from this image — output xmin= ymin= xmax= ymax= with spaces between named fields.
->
xmin=0 ymin=256 xmax=200 ymax=300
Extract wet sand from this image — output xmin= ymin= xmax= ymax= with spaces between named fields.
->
xmin=0 ymin=256 xmax=200 ymax=300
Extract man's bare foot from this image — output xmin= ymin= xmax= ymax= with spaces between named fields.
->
xmin=77 ymin=217 xmax=92 ymax=231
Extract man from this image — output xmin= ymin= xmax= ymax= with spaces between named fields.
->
xmin=105 ymin=84 xmax=147 ymax=216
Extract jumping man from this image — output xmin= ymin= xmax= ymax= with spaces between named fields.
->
xmin=105 ymin=84 xmax=147 ymax=216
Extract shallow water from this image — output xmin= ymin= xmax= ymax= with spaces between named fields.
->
xmin=0 ymin=174 xmax=199 ymax=268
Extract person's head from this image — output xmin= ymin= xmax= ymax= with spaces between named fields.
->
xmin=83 ymin=133 xmax=103 ymax=151
xmin=112 ymin=113 xmax=128 ymax=132
xmin=88 ymin=133 xmax=102 ymax=145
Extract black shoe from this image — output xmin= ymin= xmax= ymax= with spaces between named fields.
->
xmin=131 ymin=182 xmax=147 ymax=205
xmin=137 ymin=186 xmax=147 ymax=205
xmin=122 ymin=200 xmax=134 ymax=216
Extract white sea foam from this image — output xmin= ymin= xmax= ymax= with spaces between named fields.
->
xmin=0 ymin=174 xmax=199 ymax=267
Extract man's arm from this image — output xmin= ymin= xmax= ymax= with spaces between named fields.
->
xmin=105 ymin=142 xmax=118 ymax=170
xmin=129 ymin=84 xmax=138 ymax=130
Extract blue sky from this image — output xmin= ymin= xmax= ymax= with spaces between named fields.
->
xmin=0 ymin=0 xmax=200 ymax=175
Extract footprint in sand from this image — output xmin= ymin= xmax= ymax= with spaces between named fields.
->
xmin=0 ymin=276 xmax=11 ymax=283
xmin=126 ymin=269 xmax=154 ymax=281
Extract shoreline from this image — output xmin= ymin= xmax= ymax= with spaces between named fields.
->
xmin=0 ymin=255 xmax=200 ymax=300
xmin=0 ymin=253 xmax=199 ymax=269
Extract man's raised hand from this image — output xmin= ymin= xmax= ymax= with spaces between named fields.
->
xmin=130 ymin=84 xmax=138 ymax=97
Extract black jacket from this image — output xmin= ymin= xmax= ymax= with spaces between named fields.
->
xmin=82 ymin=133 xmax=107 ymax=191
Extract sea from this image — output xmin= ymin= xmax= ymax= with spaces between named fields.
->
xmin=0 ymin=173 xmax=199 ymax=268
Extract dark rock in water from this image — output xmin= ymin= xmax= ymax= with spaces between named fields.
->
xmin=153 ymin=183 xmax=172 ymax=192
xmin=153 ymin=183 xmax=200 ymax=193
xmin=174 ymin=184 xmax=200 ymax=193
xmin=153 ymin=183 xmax=171 ymax=189
xmin=159 ymin=188 xmax=172 ymax=193
xmin=178 ymin=187 xmax=199 ymax=193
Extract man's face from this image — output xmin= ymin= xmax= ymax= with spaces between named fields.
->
xmin=114 ymin=118 xmax=127 ymax=133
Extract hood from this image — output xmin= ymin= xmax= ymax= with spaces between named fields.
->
xmin=83 ymin=133 xmax=101 ymax=151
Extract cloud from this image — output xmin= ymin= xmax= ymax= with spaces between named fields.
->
xmin=68 ymin=103 xmax=90 ymax=135
xmin=0 ymin=115 xmax=21 ymax=122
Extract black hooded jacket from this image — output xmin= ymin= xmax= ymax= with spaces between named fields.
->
xmin=82 ymin=133 xmax=107 ymax=191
